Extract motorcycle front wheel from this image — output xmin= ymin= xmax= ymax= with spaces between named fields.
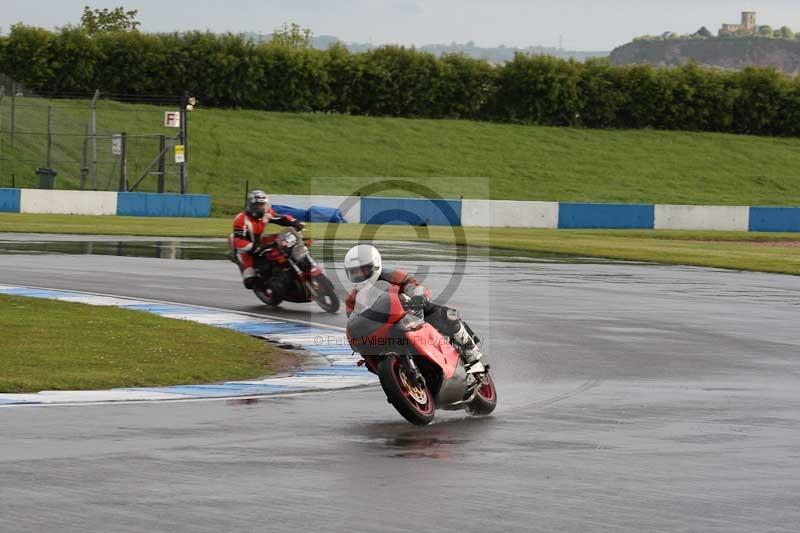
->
xmin=465 ymin=372 xmax=497 ymax=416
xmin=378 ymin=355 xmax=435 ymax=426
xmin=305 ymin=274 xmax=340 ymax=314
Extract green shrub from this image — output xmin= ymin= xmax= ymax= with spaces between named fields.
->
xmin=2 ymin=25 xmax=800 ymax=136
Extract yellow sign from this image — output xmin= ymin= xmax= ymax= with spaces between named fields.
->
xmin=174 ymin=144 xmax=185 ymax=164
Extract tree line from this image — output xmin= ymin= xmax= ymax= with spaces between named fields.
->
xmin=3 ymin=24 xmax=800 ymax=136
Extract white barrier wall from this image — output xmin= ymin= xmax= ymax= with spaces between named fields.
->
xmin=270 ymin=194 xmax=361 ymax=224
xmin=461 ymin=199 xmax=559 ymax=228
xmin=654 ymin=205 xmax=749 ymax=231
xmin=19 ymin=190 xmax=118 ymax=215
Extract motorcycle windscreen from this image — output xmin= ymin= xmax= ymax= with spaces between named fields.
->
xmin=276 ymin=227 xmax=298 ymax=245
xmin=292 ymin=242 xmax=308 ymax=257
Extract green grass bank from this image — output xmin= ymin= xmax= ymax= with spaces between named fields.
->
xmin=0 ymin=294 xmax=298 ymax=393
xmin=2 ymin=98 xmax=800 ymax=214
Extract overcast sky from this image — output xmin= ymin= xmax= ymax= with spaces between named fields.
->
xmin=4 ymin=1 xmax=800 ymax=51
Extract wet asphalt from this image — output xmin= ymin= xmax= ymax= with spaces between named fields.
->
xmin=0 ymin=235 xmax=799 ymax=532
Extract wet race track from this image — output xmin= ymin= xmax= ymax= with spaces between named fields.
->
xmin=1 ymin=234 xmax=799 ymax=532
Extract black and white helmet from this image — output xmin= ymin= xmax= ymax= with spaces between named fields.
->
xmin=344 ymin=244 xmax=382 ymax=289
xmin=246 ymin=190 xmax=270 ymax=218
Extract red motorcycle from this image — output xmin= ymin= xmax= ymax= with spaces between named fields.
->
xmin=235 ymin=227 xmax=340 ymax=313
xmin=346 ymin=282 xmax=497 ymax=425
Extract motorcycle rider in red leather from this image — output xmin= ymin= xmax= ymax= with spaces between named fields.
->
xmin=230 ymin=190 xmax=305 ymax=289
xmin=343 ymin=244 xmax=485 ymax=373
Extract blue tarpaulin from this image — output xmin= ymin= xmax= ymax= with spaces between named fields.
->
xmin=272 ymin=204 xmax=309 ymax=221
xmin=308 ymin=205 xmax=346 ymax=223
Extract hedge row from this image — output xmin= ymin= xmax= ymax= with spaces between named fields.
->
xmin=3 ymin=25 xmax=800 ymax=136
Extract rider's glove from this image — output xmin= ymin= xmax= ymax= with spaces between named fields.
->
xmin=291 ymin=220 xmax=306 ymax=231
xmin=405 ymin=294 xmax=428 ymax=311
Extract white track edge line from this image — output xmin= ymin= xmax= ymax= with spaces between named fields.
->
xmin=0 ymin=385 xmax=377 ymax=408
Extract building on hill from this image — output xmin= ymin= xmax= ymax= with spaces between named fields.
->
xmin=719 ymin=11 xmax=757 ymax=36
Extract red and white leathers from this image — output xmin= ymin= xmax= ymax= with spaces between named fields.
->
xmin=345 ymin=268 xmax=432 ymax=317
xmin=230 ymin=207 xmax=299 ymax=285
xmin=345 ymin=266 xmax=483 ymax=370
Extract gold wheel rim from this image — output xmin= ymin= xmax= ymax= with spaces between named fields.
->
xmin=398 ymin=366 xmax=428 ymax=404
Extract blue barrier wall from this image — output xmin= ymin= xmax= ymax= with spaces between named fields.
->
xmin=749 ymin=207 xmax=800 ymax=232
xmin=0 ymin=188 xmax=21 ymax=213
xmin=360 ymin=197 xmax=462 ymax=226
xmin=558 ymin=202 xmax=655 ymax=229
xmin=117 ymin=193 xmax=211 ymax=217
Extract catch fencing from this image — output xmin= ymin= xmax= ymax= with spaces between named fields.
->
xmin=0 ymin=75 xmax=189 ymax=193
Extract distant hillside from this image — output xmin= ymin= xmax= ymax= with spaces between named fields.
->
xmin=610 ymin=37 xmax=800 ymax=73
xmin=242 ymin=32 xmax=608 ymax=62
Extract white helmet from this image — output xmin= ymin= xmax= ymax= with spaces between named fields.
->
xmin=344 ymin=244 xmax=382 ymax=289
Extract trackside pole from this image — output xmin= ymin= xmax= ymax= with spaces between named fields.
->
xmin=10 ymin=82 xmax=15 ymax=147
xmin=81 ymin=126 xmax=89 ymax=190
xmin=46 ymin=105 xmax=53 ymax=168
xmin=118 ymin=132 xmax=127 ymax=192
xmin=90 ymin=90 xmax=99 ymax=190
xmin=179 ymin=92 xmax=188 ymax=194
xmin=158 ymin=135 xmax=166 ymax=193
xmin=0 ymin=86 xmax=4 ymax=181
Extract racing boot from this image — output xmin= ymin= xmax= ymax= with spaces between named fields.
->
xmin=452 ymin=322 xmax=486 ymax=374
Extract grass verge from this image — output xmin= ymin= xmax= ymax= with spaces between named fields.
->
xmin=324 ymin=224 xmax=800 ymax=275
xmin=1 ymin=213 xmax=798 ymax=275
xmin=0 ymin=294 xmax=298 ymax=393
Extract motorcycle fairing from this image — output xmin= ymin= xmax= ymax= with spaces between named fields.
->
xmin=404 ymin=323 xmax=460 ymax=380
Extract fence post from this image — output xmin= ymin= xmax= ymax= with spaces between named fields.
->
xmin=158 ymin=134 xmax=166 ymax=193
xmin=10 ymin=82 xmax=15 ymax=147
xmin=90 ymin=89 xmax=99 ymax=190
xmin=80 ymin=126 xmax=89 ymax=190
xmin=179 ymin=91 xmax=188 ymax=194
xmin=0 ymin=87 xmax=4 ymax=182
xmin=118 ymin=132 xmax=127 ymax=192
xmin=46 ymin=105 xmax=53 ymax=168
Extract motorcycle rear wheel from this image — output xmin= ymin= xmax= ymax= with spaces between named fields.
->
xmin=305 ymin=274 xmax=340 ymax=314
xmin=466 ymin=372 xmax=497 ymax=416
xmin=378 ymin=355 xmax=435 ymax=426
